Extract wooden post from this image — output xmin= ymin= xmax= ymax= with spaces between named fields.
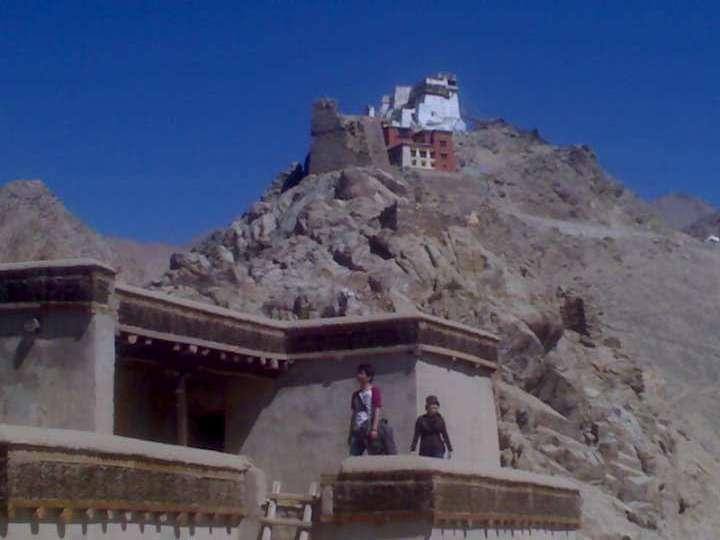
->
xmin=260 ymin=481 xmax=282 ymax=540
xmin=298 ymin=482 xmax=319 ymax=540
xmin=176 ymin=374 xmax=189 ymax=446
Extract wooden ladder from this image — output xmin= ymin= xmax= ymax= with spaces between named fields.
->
xmin=260 ymin=481 xmax=319 ymax=540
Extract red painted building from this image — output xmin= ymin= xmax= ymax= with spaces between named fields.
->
xmin=382 ymin=125 xmax=457 ymax=172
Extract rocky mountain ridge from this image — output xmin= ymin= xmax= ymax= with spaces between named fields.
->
xmin=156 ymin=120 xmax=720 ymax=539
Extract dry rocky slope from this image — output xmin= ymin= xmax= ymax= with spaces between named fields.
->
xmin=682 ymin=211 xmax=720 ymax=240
xmin=651 ymin=193 xmax=716 ymax=231
xmin=0 ymin=179 xmax=175 ymax=285
xmin=651 ymin=192 xmax=720 ymax=240
xmin=158 ymin=120 xmax=720 ymax=539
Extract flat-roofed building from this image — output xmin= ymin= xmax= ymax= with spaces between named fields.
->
xmin=0 ymin=259 xmax=581 ymax=540
xmin=384 ymin=125 xmax=458 ymax=172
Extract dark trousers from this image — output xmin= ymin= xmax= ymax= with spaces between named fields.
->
xmin=420 ymin=447 xmax=445 ymax=458
xmin=349 ymin=427 xmax=382 ymax=456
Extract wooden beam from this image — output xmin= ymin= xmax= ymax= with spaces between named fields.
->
xmin=59 ymin=508 xmax=74 ymax=524
xmin=176 ymin=375 xmax=188 ymax=446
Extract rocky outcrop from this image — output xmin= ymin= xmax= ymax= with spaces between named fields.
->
xmin=155 ymin=121 xmax=720 ymax=539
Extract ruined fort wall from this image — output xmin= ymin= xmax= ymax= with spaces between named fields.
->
xmin=306 ymin=99 xmax=391 ymax=175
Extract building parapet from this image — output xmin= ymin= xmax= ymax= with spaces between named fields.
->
xmin=318 ymin=456 xmax=581 ymax=533
xmin=0 ymin=260 xmax=497 ymax=373
xmin=0 ymin=258 xmax=115 ymax=309
xmin=0 ymin=423 xmax=263 ymax=528
xmin=116 ymin=283 xmax=288 ymax=358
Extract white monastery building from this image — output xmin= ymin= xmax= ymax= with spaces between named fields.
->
xmin=377 ymin=72 xmax=467 ymax=132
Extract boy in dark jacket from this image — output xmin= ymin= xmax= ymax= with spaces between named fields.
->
xmin=410 ymin=395 xmax=453 ymax=459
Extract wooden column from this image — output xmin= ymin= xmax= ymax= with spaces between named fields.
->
xmin=176 ymin=374 xmax=188 ymax=446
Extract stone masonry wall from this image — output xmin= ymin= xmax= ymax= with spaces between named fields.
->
xmin=306 ymin=99 xmax=391 ymax=175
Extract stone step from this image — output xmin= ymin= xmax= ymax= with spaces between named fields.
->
xmin=259 ymin=517 xmax=312 ymax=529
xmin=268 ymin=492 xmax=316 ymax=504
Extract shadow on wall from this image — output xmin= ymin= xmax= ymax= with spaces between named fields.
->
xmin=1 ymin=313 xmax=92 ymax=370
xmin=13 ymin=335 xmax=35 ymax=369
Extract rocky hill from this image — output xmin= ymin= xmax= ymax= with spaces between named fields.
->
xmin=0 ymin=179 xmax=176 ymax=285
xmin=157 ymin=120 xmax=720 ymax=539
xmin=651 ymin=193 xmax=716 ymax=231
xmin=682 ymin=211 xmax=720 ymax=240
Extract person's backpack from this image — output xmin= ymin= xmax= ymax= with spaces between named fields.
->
xmin=352 ymin=389 xmax=398 ymax=455
xmin=379 ymin=418 xmax=398 ymax=455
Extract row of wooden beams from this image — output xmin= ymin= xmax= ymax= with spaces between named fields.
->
xmin=122 ymin=332 xmax=292 ymax=371
xmin=8 ymin=504 xmax=243 ymax=527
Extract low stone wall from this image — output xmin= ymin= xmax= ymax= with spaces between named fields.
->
xmin=0 ymin=424 xmax=265 ymax=539
xmin=315 ymin=456 xmax=581 ymax=540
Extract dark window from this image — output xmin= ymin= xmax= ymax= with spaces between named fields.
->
xmin=189 ymin=413 xmax=225 ymax=452
xmin=439 ymin=140 xmax=447 ymax=147
xmin=441 ymin=153 xmax=448 ymax=158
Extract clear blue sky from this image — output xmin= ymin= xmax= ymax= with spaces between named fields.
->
xmin=2 ymin=2 xmax=719 ymax=243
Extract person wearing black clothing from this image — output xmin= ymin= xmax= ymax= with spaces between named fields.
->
xmin=410 ymin=395 xmax=453 ymax=459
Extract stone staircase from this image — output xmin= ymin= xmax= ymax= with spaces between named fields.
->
xmin=259 ymin=481 xmax=319 ymax=540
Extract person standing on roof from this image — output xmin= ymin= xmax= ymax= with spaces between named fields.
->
xmin=348 ymin=363 xmax=383 ymax=456
xmin=410 ymin=395 xmax=453 ymax=459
